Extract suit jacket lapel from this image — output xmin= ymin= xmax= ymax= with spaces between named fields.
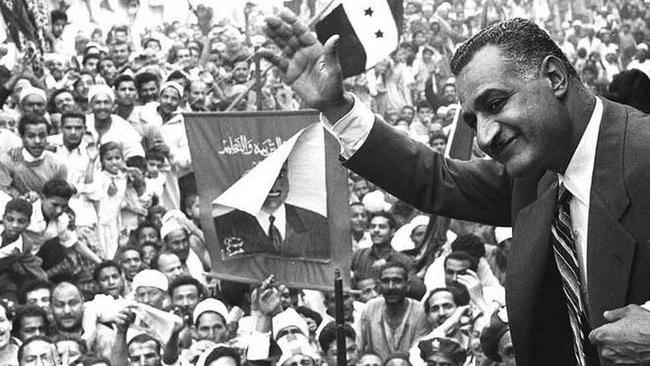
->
xmin=506 ymin=173 xmax=557 ymax=352
xmin=587 ymin=99 xmax=634 ymax=328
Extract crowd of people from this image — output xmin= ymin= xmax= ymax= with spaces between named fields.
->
xmin=1 ymin=0 xmax=649 ymax=365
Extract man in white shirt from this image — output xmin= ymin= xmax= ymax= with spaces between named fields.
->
xmin=85 ymin=85 xmax=144 ymax=159
xmin=260 ymin=12 xmax=650 ymax=365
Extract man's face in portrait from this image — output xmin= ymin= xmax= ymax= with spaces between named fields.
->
xmin=262 ymin=163 xmax=289 ymax=212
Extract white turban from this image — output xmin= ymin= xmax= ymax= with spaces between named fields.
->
xmin=193 ymin=298 xmax=229 ymax=325
xmin=19 ymin=87 xmax=47 ymax=105
xmin=160 ymin=220 xmax=184 ymax=241
xmin=272 ymin=308 xmax=309 ymax=340
xmin=131 ymin=269 xmax=168 ymax=292
xmin=160 ymin=81 xmax=184 ymax=98
xmin=87 ymin=84 xmax=115 ymax=103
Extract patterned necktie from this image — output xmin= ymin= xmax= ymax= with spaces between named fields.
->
xmin=268 ymin=215 xmax=283 ymax=251
xmin=551 ymin=185 xmax=590 ymax=366
xmin=108 ymin=177 xmax=118 ymax=196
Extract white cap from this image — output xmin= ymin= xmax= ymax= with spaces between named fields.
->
xmin=19 ymin=87 xmax=46 ymax=105
xmin=131 ymin=269 xmax=168 ymax=292
xmin=193 ymin=298 xmax=229 ymax=325
xmin=160 ymin=81 xmax=184 ymax=98
xmin=494 ymin=227 xmax=513 ymax=244
xmin=272 ymin=308 xmax=309 ymax=340
xmin=160 ymin=220 xmax=184 ymax=241
xmin=638 ymin=43 xmax=648 ymax=51
xmin=87 ymin=84 xmax=115 ymax=103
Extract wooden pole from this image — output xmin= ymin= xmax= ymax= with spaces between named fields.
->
xmin=255 ymin=45 xmax=263 ymax=111
xmin=334 ymin=269 xmax=346 ymax=366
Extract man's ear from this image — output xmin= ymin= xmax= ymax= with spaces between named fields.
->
xmin=540 ymin=55 xmax=569 ymax=99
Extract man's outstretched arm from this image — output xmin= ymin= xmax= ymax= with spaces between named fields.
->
xmin=258 ymin=10 xmax=512 ymax=226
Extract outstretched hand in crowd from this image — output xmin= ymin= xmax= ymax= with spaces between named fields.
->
xmin=258 ymin=9 xmax=352 ymax=121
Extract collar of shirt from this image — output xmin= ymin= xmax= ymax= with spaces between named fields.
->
xmin=558 ymin=96 xmax=603 ymax=205
xmin=257 ymin=204 xmax=286 ymax=239
xmin=21 ymin=148 xmax=45 ymax=163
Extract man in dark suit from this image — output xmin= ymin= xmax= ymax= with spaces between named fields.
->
xmin=213 ymin=162 xmax=329 ymax=259
xmin=260 ymin=11 xmax=650 ymax=366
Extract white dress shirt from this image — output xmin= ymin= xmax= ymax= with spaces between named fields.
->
xmin=557 ymin=97 xmax=603 ymax=290
xmin=256 ymin=204 xmax=287 ymax=239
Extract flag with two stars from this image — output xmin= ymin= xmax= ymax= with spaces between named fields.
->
xmin=315 ymin=0 xmax=404 ymax=78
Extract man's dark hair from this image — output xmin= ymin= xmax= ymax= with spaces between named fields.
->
xmin=3 ymin=197 xmax=32 ymax=218
xmin=48 ymin=89 xmax=75 ymax=113
xmin=606 ymin=69 xmax=650 ymax=113
xmin=445 ymin=250 xmax=479 ymax=272
xmin=116 ymin=245 xmax=142 ymax=261
xmin=127 ymin=333 xmax=161 ymax=355
xmin=113 ymin=74 xmax=136 ymax=89
xmin=424 ymin=285 xmax=470 ymax=313
xmin=135 ymin=72 xmax=160 ymax=90
xmin=318 ymin=321 xmax=355 ymax=352
xmin=42 ymin=179 xmax=75 ymax=200
xmin=450 ymin=18 xmax=578 ymax=80
xmin=168 ymin=275 xmax=205 ymax=298
xmin=369 ymin=211 xmax=397 ymax=230
xmin=51 ymin=10 xmax=68 ymax=23
xmin=166 ymin=70 xmax=188 ymax=84
xmin=17 ymin=334 xmax=53 ymax=361
xmin=135 ymin=221 xmax=160 ymax=240
xmin=451 ymin=234 xmax=486 ymax=259
xmin=93 ymin=260 xmax=123 ymax=282
xmin=82 ymin=53 xmax=100 ymax=66
xmin=60 ymin=111 xmax=86 ymax=127
xmin=126 ymin=155 xmax=147 ymax=172
xmin=73 ymin=71 xmax=95 ymax=90
xmin=416 ymin=100 xmax=432 ymax=111
xmin=97 ymin=57 xmax=115 ymax=72
xmin=12 ymin=305 xmax=50 ymax=339
xmin=18 ymin=113 xmax=49 ymax=136
xmin=202 ymin=346 xmax=241 ymax=366
xmin=378 ymin=260 xmax=409 ymax=281
xmin=18 ymin=280 xmax=52 ymax=305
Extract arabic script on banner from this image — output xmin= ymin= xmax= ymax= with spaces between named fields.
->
xmin=217 ymin=135 xmax=284 ymax=157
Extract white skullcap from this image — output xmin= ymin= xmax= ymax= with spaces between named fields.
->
xmin=638 ymin=43 xmax=649 ymax=51
xmin=410 ymin=215 xmax=430 ymax=228
xmin=160 ymin=220 xmax=184 ymax=241
xmin=19 ymin=87 xmax=46 ymax=105
xmin=131 ymin=269 xmax=168 ymax=291
xmin=277 ymin=331 xmax=318 ymax=366
xmin=362 ymin=190 xmax=391 ymax=213
xmin=494 ymin=227 xmax=513 ymax=244
xmin=193 ymin=298 xmax=229 ymax=325
xmin=160 ymin=81 xmax=184 ymax=98
xmin=272 ymin=308 xmax=309 ymax=341
xmin=87 ymin=84 xmax=115 ymax=103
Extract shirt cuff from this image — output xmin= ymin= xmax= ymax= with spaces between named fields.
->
xmin=320 ymin=93 xmax=375 ymax=160
xmin=246 ymin=330 xmax=271 ymax=360
xmin=642 ymin=301 xmax=650 ymax=311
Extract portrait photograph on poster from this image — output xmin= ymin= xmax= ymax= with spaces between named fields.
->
xmin=185 ymin=110 xmax=351 ymax=290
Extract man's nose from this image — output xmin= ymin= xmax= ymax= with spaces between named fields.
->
xmin=476 ymin=117 xmax=501 ymax=152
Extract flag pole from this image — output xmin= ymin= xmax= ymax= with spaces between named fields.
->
xmin=334 ymin=269 xmax=346 ymax=366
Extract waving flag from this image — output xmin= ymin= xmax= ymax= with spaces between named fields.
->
xmin=316 ymin=0 xmax=404 ymax=78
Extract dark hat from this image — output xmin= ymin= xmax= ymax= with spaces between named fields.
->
xmin=418 ymin=337 xmax=466 ymax=365
xmin=480 ymin=307 xmax=510 ymax=362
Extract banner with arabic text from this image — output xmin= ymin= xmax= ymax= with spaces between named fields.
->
xmin=184 ymin=110 xmax=351 ymax=290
